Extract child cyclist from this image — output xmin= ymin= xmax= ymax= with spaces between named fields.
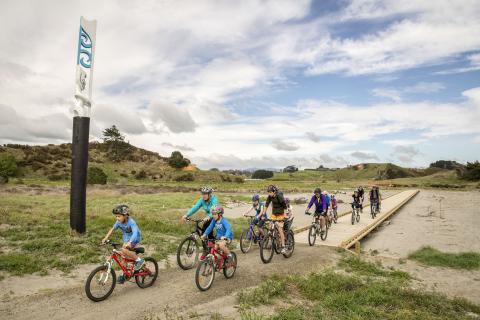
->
xmin=243 ymin=194 xmax=266 ymax=238
xmin=102 ymin=205 xmax=144 ymax=284
xmin=201 ymin=205 xmax=233 ymax=260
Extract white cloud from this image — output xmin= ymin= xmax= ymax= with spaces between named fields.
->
xmin=150 ymin=101 xmax=197 ymax=133
xmin=351 ymin=151 xmax=380 ymax=161
xmin=271 ymin=139 xmax=299 ymax=151
xmin=372 ymin=88 xmax=402 ymax=102
xmin=404 ymin=82 xmax=445 ymax=94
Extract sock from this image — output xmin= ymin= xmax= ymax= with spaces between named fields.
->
xmin=135 ymin=257 xmax=141 ymax=262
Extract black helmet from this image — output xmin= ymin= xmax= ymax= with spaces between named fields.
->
xmin=267 ymin=185 xmax=278 ymax=193
xmin=112 ymin=204 xmax=129 ymax=216
xmin=314 ymin=188 xmax=321 ymax=194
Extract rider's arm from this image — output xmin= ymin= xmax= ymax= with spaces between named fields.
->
xmin=203 ymin=219 xmax=215 ymax=237
xmin=244 ymin=206 xmax=254 ymax=216
xmin=306 ymin=196 xmax=314 ymax=211
xmin=102 ymin=227 xmax=114 ymax=243
xmin=262 ymin=197 xmax=271 ymax=214
xmin=186 ymin=198 xmax=203 ymax=218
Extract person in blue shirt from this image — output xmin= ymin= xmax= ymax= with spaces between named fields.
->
xmin=181 ymin=186 xmax=219 ymax=258
xmin=102 ymin=205 xmax=144 ymax=284
xmin=201 ymin=205 xmax=233 ymax=259
xmin=243 ymin=194 xmax=266 ymax=238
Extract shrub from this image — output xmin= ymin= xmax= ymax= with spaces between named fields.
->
xmin=174 ymin=173 xmax=195 ymax=181
xmin=135 ymin=170 xmax=147 ymax=180
xmin=87 ymin=167 xmax=107 ymax=185
xmin=0 ymin=153 xmax=18 ymax=183
xmin=458 ymin=161 xmax=480 ymax=181
xmin=252 ymin=170 xmax=274 ymax=179
xmin=168 ymin=151 xmax=190 ymax=169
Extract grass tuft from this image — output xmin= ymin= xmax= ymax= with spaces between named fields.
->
xmin=408 ymin=246 xmax=480 ymax=270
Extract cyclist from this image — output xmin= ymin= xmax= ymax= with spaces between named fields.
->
xmin=261 ymin=185 xmax=288 ymax=254
xmin=305 ymin=188 xmax=327 ymax=232
xmin=201 ymin=205 xmax=233 ymax=260
xmin=352 ymin=190 xmax=363 ymax=212
xmin=102 ymin=205 xmax=144 ymax=284
xmin=357 ymin=186 xmax=365 ymax=204
xmin=323 ymin=191 xmax=331 ymax=224
xmin=331 ymin=194 xmax=338 ymax=212
xmin=243 ymin=194 xmax=266 ymax=238
xmin=181 ymin=186 xmax=219 ymax=259
xmin=370 ymin=185 xmax=382 ymax=211
xmin=284 ymin=197 xmax=294 ymax=232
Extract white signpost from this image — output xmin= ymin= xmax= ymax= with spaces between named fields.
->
xmin=70 ymin=17 xmax=97 ymax=234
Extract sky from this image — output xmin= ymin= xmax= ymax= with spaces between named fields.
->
xmin=1 ymin=0 xmax=480 ymax=170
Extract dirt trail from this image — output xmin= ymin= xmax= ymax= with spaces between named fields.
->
xmin=0 ymin=244 xmax=341 ymax=320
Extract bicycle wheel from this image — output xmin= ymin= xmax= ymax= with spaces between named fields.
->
xmin=259 ymin=235 xmax=274 ymax=264
xmin=223 ymin=252 xmax=237 ymax=279
xmin=195 ymin=258 xmax=215 ymax=291
xmin=320 ymin=224 xmax=328 ymax=241
xmin=176 ymin=236 xmax=199 ymax=270
xmin=135 ymin=257 xmax=158 ymax=288
xmin=327 ymin=215 xmax=332 ymax=229
xmin=356 ymin=211 xmax=361 ymax=222
xmin=351 ymin=210 xmax=355 ymax=225
xmin=308 ymin=224 xmax=317 ymax=246
xmin=333 ymin=210 xmax=338 ymax=223
xmin=240 ymin=229 xmax=253 ymax=253
xmin=85 ymin=265 xmax=116 ymax=302
xmin=283 ymin=231 xmax=295 ymax=258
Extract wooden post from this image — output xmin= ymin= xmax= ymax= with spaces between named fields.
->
xmin=355 ymin=241 xmax=361 ymax=255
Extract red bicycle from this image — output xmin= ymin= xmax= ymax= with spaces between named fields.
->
xmin=195 ymin=240 xmax=237 ymax=291
xmin=85 ymin=240 xmax=159 ymax=302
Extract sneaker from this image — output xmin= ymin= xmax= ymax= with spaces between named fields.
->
xmin=117 ymin=274 xmax=126 ymax=284
xmin=134 ymin=258 xmax=145 ymax=271
xmin=281 ymin=247 xmax=287 ymax=254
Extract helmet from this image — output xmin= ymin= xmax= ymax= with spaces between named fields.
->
xmin=210 ymin=205 xmax=224 ymax=216
xmin=354 ymin=190 xmax=358 ymax=194
xmin=331 ymin=194 xmax=336 ymax=198
xmin=112 ymin=204 xmax=129 ymax=216
xmin=252 ymin=194 xmax=260 ymax=202
xmin=267 ymin=185 xmax=278 ymax=193
xmin=314 ymin=188 xmax=321 ymax=194
xmin=201 ymin=186 xmax=213 ymax=194
xmin=322 ymin=191 xmax=328 ymax=195
xmin=285 ymin=197 xmax=290 ymax=205
xmin=358 ymin=186 xmax=363 ymax=190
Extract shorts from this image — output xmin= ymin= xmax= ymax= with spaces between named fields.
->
xmin=216 ymin=238 xmax=232 ymax=245
xmin=270 ymin=214 xmax=285 ymax=221
xmin=125 ymin=241 xmax=138 ymax=250
xmin=314 ymin=211 xmax=326 ymax=217
xmin=253 ymin=217 xmax=266 ymax=228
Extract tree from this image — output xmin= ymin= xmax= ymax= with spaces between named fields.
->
xmin=458 ymin=161 xmax=480 ymax=181
xmin=0 ymin=153 xmax=17 ymax=183
xmin=283 ymin=165 xmax=298 ymax=173
xmin=252 ymin=169 xmax=274 ymax=179
xmin=87 ymin=167 xmax=107 ymax=185
xmin=168 ymin=151 xmax=190 ymax=169
xmin=102 ymin=125 xmax=132 ymax=162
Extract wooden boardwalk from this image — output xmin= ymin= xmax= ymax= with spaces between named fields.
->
xmin=295 ymin=189 xmax=420 ymax=248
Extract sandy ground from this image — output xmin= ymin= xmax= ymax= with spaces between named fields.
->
xmin=362 ymin=189 xmax=480 ymax=257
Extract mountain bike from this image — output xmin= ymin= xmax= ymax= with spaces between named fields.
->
xmin=176 ymin=218 xmax=208 ymax=270
xmin=85 ymin=240 xmax=158 ymax=302
xmin=240 ymin=215 xmax=267 ymax=253
xmin=351 ymin=203 xmax=361 ymax=225
xmin=259 ymin=218 xmax=295 ymax=263
xmin=195 ymin=240 xmax=237 ymax=291
xmin=306 ymin=211 xmax=327 ymax=246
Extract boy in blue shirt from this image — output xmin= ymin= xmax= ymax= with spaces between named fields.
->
xmin=243 ymin=194 xmax=266 ymax=238
xmin=102 ymin=205 xmax=144 ymax=283
xmin=201 ymin=205 xmax=233 ymax=259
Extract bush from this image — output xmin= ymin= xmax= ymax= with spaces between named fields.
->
xmin=87 ymin=167 xmax=107 ymax=185
xmin=283 ymin=165 xmax=298 ymax=173
xmin=168 ymin=151 xmax=191 ymax=169
xmin=48 ymin=174 xmax=66 ymax=181
xmin=0 ymin=153 xmax=18 ymax=183
xmin=135 ymin=170 xmax=147 ymax=180
xmin=252 ymin=170 xmax=274 ymax=179
xmin=458 ymin=161 xmax=480 ymax=181
xmin=174 ymin=173 xmax=195 ymax=181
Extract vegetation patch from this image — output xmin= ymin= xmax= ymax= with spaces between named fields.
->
xmin=408 ymin=246 xmax=480 ymax=270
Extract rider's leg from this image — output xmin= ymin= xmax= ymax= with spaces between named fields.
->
xmin=277 ymin=221 xmax=285 ymax=247
xmin=320 ymin=215 xmax=326 ymax=231
xmin=121 ymin=247 xmax=137 ymax=260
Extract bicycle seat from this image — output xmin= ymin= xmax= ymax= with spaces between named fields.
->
xmin=131 ymin=247 xmax=145 ymax=254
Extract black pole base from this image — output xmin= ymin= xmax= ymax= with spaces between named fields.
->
xmin=70 ymin=116 xmax=90 ymax=234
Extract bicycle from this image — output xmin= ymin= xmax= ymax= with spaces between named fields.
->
xmin=351 ymin=202 xmax=361 ymax=225
xmin=85 ymin=240 xmax=158 ymax=302
xmin=306 ymin=211 xmax=328 ymax=246
xmin=176 ymin=218 xmax=209 ymax=270
xmin=240 ymin=215 xmax=267 ymax=253
xmin=370 ymin=199 xmax=380 ymax=219
xmin=259 ymin=218 xmax=295 ymax=264
xmin=331 ymin=207 xmax=338 ymax=224
xmin=195 ymin=239 xmax=237 ymax=291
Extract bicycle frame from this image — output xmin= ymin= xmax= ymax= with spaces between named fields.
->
xmin=205 ymin=241 xmax=231 ymax=271
xmin=102 ymin=245 xmax=151 ymax=283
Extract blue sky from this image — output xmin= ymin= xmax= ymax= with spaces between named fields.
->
xmin=0 ymin=0 xmax=479 ymax=169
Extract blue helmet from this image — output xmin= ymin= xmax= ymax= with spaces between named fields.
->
xmin=252 ymin=194 xmax=260 ymax=202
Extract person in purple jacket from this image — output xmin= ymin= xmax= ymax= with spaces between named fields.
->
xmin=305 ymin=188 xmax=327 ymax=232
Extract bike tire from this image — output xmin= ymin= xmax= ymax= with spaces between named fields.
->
xmin=259 ymin=235 xmax=274 ymax=264
xmin=333 ymin=210 xmax=338 ymax=224
xmin=135 ymin=257 xmax=159 ymax=288
xmin=85 ymin=265 xmax=116 ymax=302
xmin=351 ymin=210 xmax=355 ymax=225
xmin=320 ymin=225 xmax=328 ymax=241
xmin=356 ymin=211 xmax=361 ymax=222
xmin=176 ymin=236 xmax=199 ymax=270
xmin=282 ymin=231 xmax=295 ymax=258
xmin=240 ymin=229 xmax=253 ymax=253
xmin=308 ymin=224 xmax=317 ymax=246
xmin=195 ymin=258 xmax=215 ymax=291
xmin=223 ymin=252 xmax=237 ymax=279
